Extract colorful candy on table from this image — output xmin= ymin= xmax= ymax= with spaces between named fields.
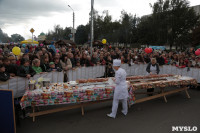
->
xmin=20 ymin=80 xmax=135 ymax=108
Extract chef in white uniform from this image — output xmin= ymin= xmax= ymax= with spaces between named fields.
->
xmin=107 ymin=59 xmax=128 ymax=118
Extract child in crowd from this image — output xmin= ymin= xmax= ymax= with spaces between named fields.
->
xmin=49 ymin=62 xmax=62 ymax=72
xmin=0 ymin=64 xmax=11 ymax=81
xmin=17 ymin=59 xmax=36 ymax=79
xmin=32 ymin=59 xmax=43 ymax=74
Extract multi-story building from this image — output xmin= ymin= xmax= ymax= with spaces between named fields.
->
xmin=38 ymin=32 xmax=46 ymax=41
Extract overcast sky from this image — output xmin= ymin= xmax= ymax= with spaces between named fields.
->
xmin=0 ymin=0 xmax=199 ymax=39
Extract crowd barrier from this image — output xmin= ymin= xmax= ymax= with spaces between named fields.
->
xmin=66 ymin=64 xmax=200 ymax=83
xmin=120 ymin=64 xmax=200 ymax=83
xmin=66 ymin=65 xmax=105 ymax=81
xmin=0 ymin=64 xmax=200 ymax=98
xmin=0 ymin=71 xmax=64 ymax=98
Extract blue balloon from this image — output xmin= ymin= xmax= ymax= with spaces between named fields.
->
xmin=22 ymin=44 xmax=26 ymax=48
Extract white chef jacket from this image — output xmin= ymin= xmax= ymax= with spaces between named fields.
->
xmin=114 ymin=68 xmax=128 ymax=100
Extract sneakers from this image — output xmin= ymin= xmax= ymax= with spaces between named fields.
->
xmin=107 ymin=113 xmax=115 ymax=118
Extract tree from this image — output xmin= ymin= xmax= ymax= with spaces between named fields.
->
xmin=46 ymin=25 xmax=71 ymax=41
xmin=137 ymin=0 xmax=200 ymax=49
xmin=75 ymin=25 xmax=88 ymax=44
xmin=192 ymin=25 xmax=200 ymax=46
xmin=11 ymin=33 xmax=25 ymax=43
xmin=0 ymin=28 xmax=12 ymax=43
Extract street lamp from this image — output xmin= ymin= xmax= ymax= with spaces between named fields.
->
xmin=68 ymin=5 xmax=75 ymax=42
xmin=90 ymin=0 xmax=94 ymax=56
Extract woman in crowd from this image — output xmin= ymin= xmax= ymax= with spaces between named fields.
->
xmin=60 ymin=54 xmax=72 ymax=81
xmin=40 ymin=55 xmax=51 ymax=72
xmin=86 ymin=56 xmax=94 ymax=66
xmin=146 ymin=58 xmax=160 ymax=96
xmin=99 ymin=55 xmax=106 ymax=65
xmin=80 ymin=53 xmax=87 ymax=66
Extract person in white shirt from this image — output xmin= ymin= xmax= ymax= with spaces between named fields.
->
xmin=107 ymin=59 xmax=128 ymax=118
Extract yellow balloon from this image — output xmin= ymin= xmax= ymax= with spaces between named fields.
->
xmin=102 ymin=39 xmax=106 ymax=44
xmin=12 ymin=47 xmax=21 ymax=56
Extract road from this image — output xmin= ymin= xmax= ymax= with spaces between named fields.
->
xmin=17 ymin=88 xmax=200 ymax=133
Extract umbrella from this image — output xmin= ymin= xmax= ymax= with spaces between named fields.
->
xmin=20 ymin=39 xmax=39 ymax=44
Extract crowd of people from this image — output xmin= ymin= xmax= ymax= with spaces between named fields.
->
xmin=0 ymin=42 xmax=199 ymax=81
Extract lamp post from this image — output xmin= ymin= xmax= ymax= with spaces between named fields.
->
xmin=90 ymin=0 xmax=94 ymax=56
xmin=68 ymin=5 xmax=75 ymax=42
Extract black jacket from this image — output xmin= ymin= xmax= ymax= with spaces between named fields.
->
xmin=6 ymin=64 xmax=18 ymax=75
xmin=0 ymin=72 xmax=10 ymax=81
xmin=105 ymin=66 xmax=115 ymax=77
xmin=80 ymin=59 xmax=87 ymax=66
xmin=54 ymin=63 xmax=63 ymax=72
xmin=146 ymin=63 xmax=160 ymax=74
xmin=40 ymin=63 xmax=51 ymax=72
xmin=70 ymin=58 xmax=76 ymax=67
xmin=156 ymin=56 xmax=165 ymax=66
xmin=17 ymin=66 xmax=36 ymax=77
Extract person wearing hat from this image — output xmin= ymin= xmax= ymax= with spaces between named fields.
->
xmin=107 ymin=59 xmax=128 ymax=118
xmin=49 ymin=61 xmax=62 ymax=72
xmin=0 ymin=64 xmax=11 ymax=81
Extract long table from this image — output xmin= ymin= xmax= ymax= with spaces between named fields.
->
xmin=20 ymin=75 xmax=198 ymax=122
xmin=20 ymin=81 xmax=135 ymax=122
xmin=127 ymin=75 xmax=198 ymax=104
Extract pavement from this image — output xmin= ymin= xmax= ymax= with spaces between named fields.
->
xmin=16 ymin=88 xmax=200 ymax=133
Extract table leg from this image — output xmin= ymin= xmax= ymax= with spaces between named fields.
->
xmin=81 ymin=103 xmax=84 ymax=116
xmin=33 ymin=106 xmax=35 ymax=122
xmin=128 ymin=101 xmax=131 ymax=108
xmin=185 ymin=87 xmax=190 ymax=99
xmin=161 ymin=88 xmax=167 ymax=103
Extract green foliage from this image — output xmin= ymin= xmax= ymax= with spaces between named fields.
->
xmin=137 ymin=0 xmax=200 ymax=49
xmin=11 ymin=33 xmax=25 ymax=43
xmin=0 ymin=28 xmax=11 ymax=43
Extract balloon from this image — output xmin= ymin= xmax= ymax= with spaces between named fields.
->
xmin=109 ymin=45 xmax=112 ymax=48
xmin=102 ymin=39 xmax=106 ymax=44
xmin=56 ymin=50 xmax=59 ymax=53
xmin=195 ymin=49 xmax=200 ymax=56
xmin=148 ymin=48 xmax=153 ymax=53
xmin=12 ymin=47 xmax=21 ymax=55
xmin=144 ymin=48 xmax=150 ymax=53
xmin=22 ymin=44 xmax=26 ymax=48
xmin=40 ymin=43 xmax=44 ymax=47
xmin=144 ymin=48 xmax=152 ymax=53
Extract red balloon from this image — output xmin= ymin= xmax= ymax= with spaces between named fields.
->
xmin=145 ymin=48 xmax=152 ymax=53
xmin=148 ymin=48 xmax=153 ymax=53
xmin=109 ymin=45 xmax=112 ymax=48
xmin=195 ymin=49 xmax=200 ymax=56
xmin=144 ymin=48 xmax=149 ymax=53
